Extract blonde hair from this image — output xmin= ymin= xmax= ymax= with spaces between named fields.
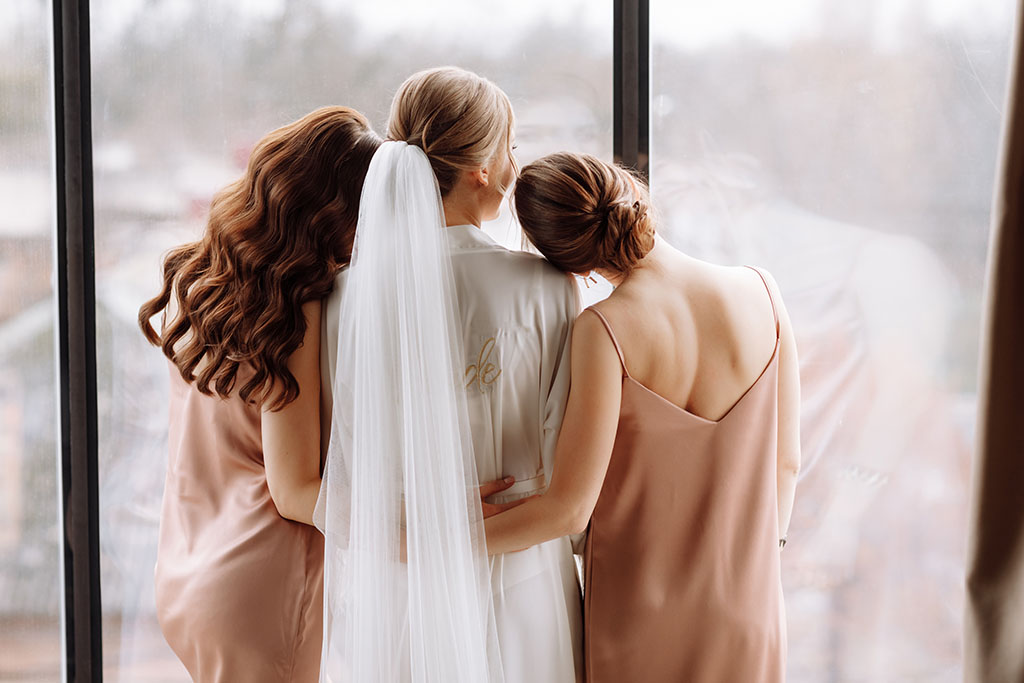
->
xmin=514 ymin=152 xmax=656 ymax=275
xmin=388 ymin=66 xmax=515 ymax=195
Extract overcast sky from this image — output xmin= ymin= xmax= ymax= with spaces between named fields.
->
xmin=1 ymin=0 xmax=1017 ymax=49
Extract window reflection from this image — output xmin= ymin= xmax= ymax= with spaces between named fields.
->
xmin=0 ymin=2 xmax=61 ymax=681
xmin=651 ymin=1 xmax=1013 ymax=679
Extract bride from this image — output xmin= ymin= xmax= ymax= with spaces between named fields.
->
xmin=316 ymin=67 xmax=583 ymax=682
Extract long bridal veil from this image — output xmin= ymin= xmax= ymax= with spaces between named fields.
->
xmin=314 ymin=142 xmax=503 ymax=683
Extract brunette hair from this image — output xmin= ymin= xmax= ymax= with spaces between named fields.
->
xmin=514 ymin=152 xmax=655 ymax=275
xmin=387 ymin=66 xmax=515 ymax=195
xmin=138 ymin=106 xmax=382 ymax=410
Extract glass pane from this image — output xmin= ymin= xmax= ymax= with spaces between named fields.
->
xmin=651 ymin=1 xmax=1014 ymax=680
xmin=0 ymin=2 xmax=61 ymax=681
xmin=89 ymin=1 xmax=611 ymax=678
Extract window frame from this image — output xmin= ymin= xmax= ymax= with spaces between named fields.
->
xmin=53 ymin=0 xmax=103 ymax=680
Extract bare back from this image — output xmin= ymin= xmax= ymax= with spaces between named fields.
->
xmin=593 ymin=256 xmax=780 ymax=422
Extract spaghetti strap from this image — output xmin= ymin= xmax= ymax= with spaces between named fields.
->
xmin=586 ymin=307 xmax=629 ymax=377
xmin=746 ymin=266 xmax=780 ymax=338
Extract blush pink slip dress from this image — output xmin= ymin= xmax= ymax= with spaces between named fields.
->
xmin=582 ymin=267 xmax=786 ymax=683
xmin=155 ymin=363 xmax=324 ymax=682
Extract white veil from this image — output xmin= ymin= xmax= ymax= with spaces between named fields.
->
xmin=315 ymin=141 xmax=503 ymax=683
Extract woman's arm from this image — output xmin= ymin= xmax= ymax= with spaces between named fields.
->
xmin=261 ymin=300 xmax=323 ymax=525
xmin=773 ymin=282 xmax=802 ymax=540
xmin=483 ymin=310 xmax=623 ymax=555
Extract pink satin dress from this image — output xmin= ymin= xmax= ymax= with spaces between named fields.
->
xmin=583 ymin=268 xmax=786 ymax=683
xmin=155 ymin=363 xmax=324 ymax=682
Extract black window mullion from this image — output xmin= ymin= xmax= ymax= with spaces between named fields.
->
xmin=52 ymin=0 xmax=102 ymax=681
xmin=613 ymin=0 xmax=650 ymax=178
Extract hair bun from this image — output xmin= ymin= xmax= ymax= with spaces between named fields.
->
xmin=601 ymin=198 xmax=653 ymax=273
xmin=513 ymin=152 xmax=655 ymax=276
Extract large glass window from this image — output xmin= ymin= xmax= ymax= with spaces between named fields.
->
xmin=651 ymin=1 xmax=1015 ymax=679
xmin=89 ymin=1 xmax=611 ymax=677
xmin=0 ymin=2 xmax=60 ymax=681
xmin=5 ymin=0 xmax=1017 ymax=677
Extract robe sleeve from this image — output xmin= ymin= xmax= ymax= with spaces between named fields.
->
xmin=540 ymin=272 xmax=584 ymax=553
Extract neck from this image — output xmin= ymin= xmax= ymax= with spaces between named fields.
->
xmin=595 ymin=234 xmax=681 ymax=287
xmin=594 ymin=267 xmax=626 ymax=288
xmin=442 ymin=195 xmax=484 ymax=228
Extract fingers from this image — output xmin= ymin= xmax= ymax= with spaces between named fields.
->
xmin=490 ymin=494 xmax=539 ymax=514
xmin=479 ymin=475 xmax=516 ymax=499
xmin=481 ymin=494 xmax=539 ymax=519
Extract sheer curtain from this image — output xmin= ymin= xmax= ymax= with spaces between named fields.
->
xmin=965 ymin=3 xmax=1024 ymax=682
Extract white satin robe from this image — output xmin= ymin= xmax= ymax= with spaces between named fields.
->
xmin=319 ymin=224 xmax=584 ymax=683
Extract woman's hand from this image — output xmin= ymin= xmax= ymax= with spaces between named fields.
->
xmin=481 ymin=309 xmax=624 ymax=555
xmin=478 ymin=477 xmax=535 ymax=518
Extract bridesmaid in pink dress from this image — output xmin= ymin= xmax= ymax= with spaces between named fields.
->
xmin=137 ymin=107 xmax=382 ymax=682
xmin=485 ymin=152 xmax=802 ymax=682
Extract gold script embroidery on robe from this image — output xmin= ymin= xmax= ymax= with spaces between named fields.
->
xmin=465 ymin=337 xmax=502 ymax=391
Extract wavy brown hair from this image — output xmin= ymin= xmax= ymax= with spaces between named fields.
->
xmin=138 ymin=106 xmax=382 ymax=410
